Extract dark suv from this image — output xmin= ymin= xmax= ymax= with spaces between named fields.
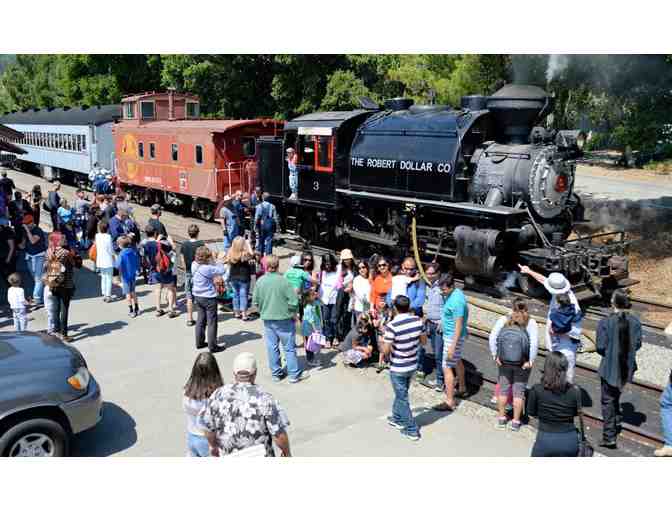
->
xmin=0 ymin=332 xmax=102 ymax=457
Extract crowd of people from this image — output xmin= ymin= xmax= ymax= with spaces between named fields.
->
xmin=1 ymin=170 xmax=671 ymax=458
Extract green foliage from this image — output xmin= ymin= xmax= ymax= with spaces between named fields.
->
xmin=320 ymin=70 xmax=372 ymax=110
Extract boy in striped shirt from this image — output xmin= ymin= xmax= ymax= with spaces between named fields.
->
xmin=383 ymin=295 xmax=427 ymax=441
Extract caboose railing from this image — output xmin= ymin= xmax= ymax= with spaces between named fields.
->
xmin=217 ymin=161 xmax=256 ymax=197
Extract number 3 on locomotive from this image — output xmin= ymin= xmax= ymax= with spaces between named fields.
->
xmin=313 ymin=180 xmax=319 ymax=191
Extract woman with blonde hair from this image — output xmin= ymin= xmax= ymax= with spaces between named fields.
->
xmin=488 ymin=297 xmax=539 ymax=431
xmin=226 ymin=236 xmax=255 ymax=321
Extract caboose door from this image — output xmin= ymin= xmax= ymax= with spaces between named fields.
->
xmin=256 ymin=137 xmax=284 ymax=198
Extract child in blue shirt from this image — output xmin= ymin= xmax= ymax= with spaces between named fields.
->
xmin=302 ymin=288 xmax=323 ymax=368
xmin=117 ymin=235 xmax=140 ymax=317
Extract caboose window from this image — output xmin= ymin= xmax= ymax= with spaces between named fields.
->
xmin=124 ymin=102 xmax=134 ymax=119
xmin=149 ymin=142 xmax=156 ymax=159
xmin=241 ymin=137 xmax=256 ymax=157
xmin=140 ymin=101 xmax=155 ymax=120
xmin=171 ymin=144 xmax=179 ymax=162
xmin=195 ymin=145 xmax=203 ymax=165
xmin=138 ymin=142 xmax=144 ymax=159
xmin=186 ymin=102 xmax=199 ymax=118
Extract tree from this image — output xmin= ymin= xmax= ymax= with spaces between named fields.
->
xmin=320 ymin=70 xmax=372 ymax=110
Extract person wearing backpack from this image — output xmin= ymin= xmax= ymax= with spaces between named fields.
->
xmin=44 ymin=232 xmax=76 ymax=342
xmin=488 ymin=298 xmax=539 ymax=431
xmin=254 ymin=193 xmax=278 ymax=256
xmin=142 ymin=226 xmax=178 ymax=318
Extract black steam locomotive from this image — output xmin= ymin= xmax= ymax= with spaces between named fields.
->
xmin=257 ymin=84 xmax=631 ymax=300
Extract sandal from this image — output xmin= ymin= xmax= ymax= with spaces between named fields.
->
xmin=156 ymin=310 xmax=166 ymax=317
xmin=186 ymin=320 xmax=196 ymax=327
xmin=168 ymin=310 xmax=179 ymax=318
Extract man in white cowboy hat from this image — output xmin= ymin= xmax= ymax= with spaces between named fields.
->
xmin=286 ymin=147 xmax=298 ymax=201
xmin=518 ymin=265 xmax=582 ymax=382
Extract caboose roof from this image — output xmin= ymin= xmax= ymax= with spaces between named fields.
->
xmin=114 ymin=119 xmax=283 ymax=133
xmin=121 ymin=91 xmax=200 ymax=102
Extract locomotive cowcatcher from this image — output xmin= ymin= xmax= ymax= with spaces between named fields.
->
xmin=114 ymin=90 xmax=283 ymax=220
xmin=256 ymin=84 xmax=634 ymax=300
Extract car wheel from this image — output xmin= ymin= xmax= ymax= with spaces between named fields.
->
xmin=0 ymin=418 xmax=69 ymax=457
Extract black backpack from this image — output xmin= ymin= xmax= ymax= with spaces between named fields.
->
xmin=496 ymin=325 xmax=530 ymax=365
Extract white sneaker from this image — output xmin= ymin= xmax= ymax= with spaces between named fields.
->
xmin=654 ymin=445 xmax=672 ymax=457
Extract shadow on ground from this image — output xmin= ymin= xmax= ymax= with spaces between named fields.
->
xmin=72 ymin=401 xmax=137 ymax=457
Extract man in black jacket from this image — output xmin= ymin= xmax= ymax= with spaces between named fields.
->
xmin=46 ymin=181 xmax=62 ymax=232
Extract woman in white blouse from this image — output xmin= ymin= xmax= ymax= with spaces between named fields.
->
xmin=95 ymin=221 xmax=116 ymax=302
xmin=318 ymin=252 xmax=340 ymax=348
xmin=351 ymin=260 xmax=371 ymax=325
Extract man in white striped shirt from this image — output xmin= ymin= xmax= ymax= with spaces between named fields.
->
xmin=383 ymin=295 xmax=427 ymax=441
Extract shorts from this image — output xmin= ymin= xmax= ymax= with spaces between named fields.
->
xmin=122 ymin=279 xmax=136 ymax=295
xmin=184 ymin=272 xmax=194 ymax=300
xmin=442 ymin=334 xmax=465 ymax=369
xmin=497 ymin=364 xmax=530 ymax=399
xmin=150 ymin=271 xmax=177 ymax=286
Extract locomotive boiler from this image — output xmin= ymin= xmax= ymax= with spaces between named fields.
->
xmin=257 ymin=84 xmax=632 ymax=300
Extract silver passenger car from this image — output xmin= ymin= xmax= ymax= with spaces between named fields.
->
xmin=0 ymin=332 xmax=102 ymax=457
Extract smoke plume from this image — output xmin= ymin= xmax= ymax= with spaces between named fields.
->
xmin=546 ymin=55 xmax=570 ymax=83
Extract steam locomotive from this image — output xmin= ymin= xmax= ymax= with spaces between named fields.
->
xmin=257 ymin=84 xmax=632 ymax=300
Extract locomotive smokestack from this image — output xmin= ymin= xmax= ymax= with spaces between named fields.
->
xmin=486 ymin=84 xmax=552 ymax=144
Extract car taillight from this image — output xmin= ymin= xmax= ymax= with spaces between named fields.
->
xmin=555 ymin=174 xmax=568 ymax=192
xmin=67 ymin=367 xmax=90 ymax=391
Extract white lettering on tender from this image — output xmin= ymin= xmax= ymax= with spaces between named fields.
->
xmin=352 ymin=157 xmax=452 ymax=174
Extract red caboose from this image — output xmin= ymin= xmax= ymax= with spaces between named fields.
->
xmin=113 ymin=90 xmax=283 ymax=220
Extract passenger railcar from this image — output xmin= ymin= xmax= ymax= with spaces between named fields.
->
xmin=257 ymin=84 xmax=632 ymax=300
xmin=0 ymin=105 xmax=120 ymax=185
xmin=114 ymin=91 xmax=283 ymax=220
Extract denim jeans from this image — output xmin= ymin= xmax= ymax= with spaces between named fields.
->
xmin=531 ymin=430 xmax=578 ymax=457
xmin=427 ymin=321 xmax=444 ymax=386
xmin=100 ymin=267 xmax=113 ymax=297
xmin=231 ymin=280 xmax=249 ymax=312
xmin=263 ymin=319 xmax=301 ymax=380
xmin=12 ymin=308 xmax=27 ymax=332
xmin=45 ymin=293 xmax=57 ymax=334
xmin=320 ymin=303 xmax=336 ymax=341
xmin=258 ymin=231 xmax=273 ymax=256
xmin=187 ymin=433 xmax=210 ymax=457
xmin=26 ymin=253 xmax=45 ymax=303
xmin=661 ymin=381 xmax=672 ymax=447
xmin=194 ymin=296 xmax=218 ymax=351
xmin=389 ymin=371 xmax=419 ymax=436
xmin=289 ymin=168 xmax=298 ymax=194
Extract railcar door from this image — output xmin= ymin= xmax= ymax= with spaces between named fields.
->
xmin=256 ymin=137 xmax=284 ymax=198
xmin=297 ymin=129 xmax=335 ymax=205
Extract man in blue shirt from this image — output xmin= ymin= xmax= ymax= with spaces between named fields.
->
xmin=108 ymin=207 xmax=130 ymax=252
xmin=219 ymin=196 xmax=239 ymax=251
xmin=421 ymin=262 xmax=445 ymax=391
xmin=254 ymin=193 xmax=278 ymax=256
xmin=433 ymin=273 xmax=469 ymax=412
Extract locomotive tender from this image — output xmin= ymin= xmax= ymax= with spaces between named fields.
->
xmin=258 ymin=84 xmax=632 ymax=299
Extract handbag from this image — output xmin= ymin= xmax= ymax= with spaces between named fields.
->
xmin=575 ymin=386 xmax=594 ymax=457
xmin=306 ymin=331 xmax=327 ymax=353
xmin=88 ymin=243 xmax=97 ymax=261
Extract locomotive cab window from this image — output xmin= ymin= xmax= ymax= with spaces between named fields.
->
xmin=138 ymin=142 xmax=144 ymax=159
xmin=241 ymin=137 xmax=256 ymax=157
xmin=140 ymin=101 xmax=155 ymax=120
xmin=316 ymin=136 xmax=333 ymax=171
xmin=195 ymin=145 xmax=203 ymax=165
xmin=171 ymin=143 xmax=179 ymax=162
xmin=299 ymin=137 xmax=315 ymax=166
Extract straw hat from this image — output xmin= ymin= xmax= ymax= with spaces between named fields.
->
xmin=340 ymin=248 xmax=354 ymax=261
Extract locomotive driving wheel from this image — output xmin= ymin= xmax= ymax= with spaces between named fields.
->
xmin=193 ymin=199 xmax=215 ymax=222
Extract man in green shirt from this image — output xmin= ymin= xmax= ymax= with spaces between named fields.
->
xmin=253 ymin=255 xmax=309 ymax=384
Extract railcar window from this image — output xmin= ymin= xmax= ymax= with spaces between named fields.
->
xmin=241 ymin=137 xmax=256 ymax=157
xmin=124 ymin=102 xmax=134 ymax=119
xmin=195 ymin=145 xmax=203 ymax=165
xmin=150 ymin=142 xmax=156 ymax=159
xmin=81 ymin=135 xmax=86 ymax=151
xmin=171 ymin=144 xmax=179 ymax=162
xmin=186 ymin=102 xmax=199 ymax=118
xmin=76 ymin=136 xmax=81 ymax=152
xmin=317 ymin=136 xmax=332 ymax=168
xmin=141 ymin=101 xmax=155 ymax=120
xmin=138 ymin=142 xmax=144 ymax=159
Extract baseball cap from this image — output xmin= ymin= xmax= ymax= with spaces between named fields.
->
xmin=150 ymin=204 xmax=162 ymax=213
xmin=286 ymin=147 xmax=295 ymax=153
xmin=233 ymin=352 xmax=257 ymax=375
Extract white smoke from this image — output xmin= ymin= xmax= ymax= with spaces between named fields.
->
xmin=546 ymin=54 xmax=570 ymax=83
